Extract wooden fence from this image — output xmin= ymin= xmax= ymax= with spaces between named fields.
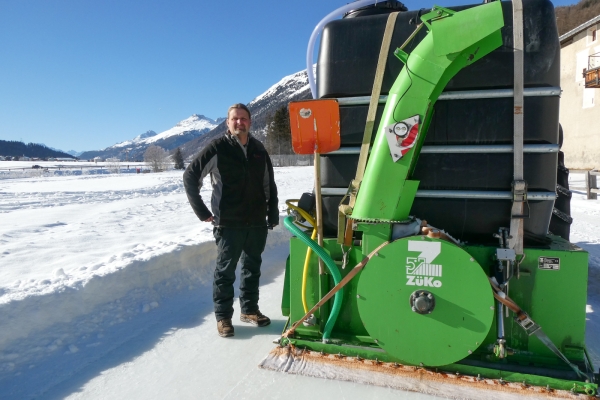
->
xmin=270 ymin=154 xmax=314 ymax=167
xmin=570 ymin=169 xmax=599 ymax=200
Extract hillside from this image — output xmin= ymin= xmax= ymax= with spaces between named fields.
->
xmin=0 ymin=140 xmax=75 ymax=160
xmin=556 ymin=0 xmax=600 ymax=35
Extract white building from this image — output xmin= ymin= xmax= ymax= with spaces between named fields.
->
xmin=559 ymin=15 xmax=600 ymax=169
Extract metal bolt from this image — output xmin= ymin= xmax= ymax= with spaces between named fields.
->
xmin=356 ymin=355 xmax=361 ymax=361
xmin=374 ymin=252 xmax=379 ymax=257
xmin=468 ymin=350 xmax=472 ymax=354
xmin=477 ymin=374 xmax=482 ymax=381
xmin=470 ymin=257 xmax=474 ymax=262
xmin=356 ymin=294 xmax=360 ymax=299
xmin=393 ymin=363 xmax=399 ymax=368
xmin=419 ymin=362 xmax=423 ymax=367
xmin=456 ymin=372 xmax=460 ymax=376
xmin=374 ymin=339 xmax=378 ymax=343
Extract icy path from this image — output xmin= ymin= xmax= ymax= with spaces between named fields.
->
xmin=21 ymin=242 xmax=437 ymax=400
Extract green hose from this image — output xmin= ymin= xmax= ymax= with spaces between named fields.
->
xmin=284 ymin=216 xmax=342 ymax=342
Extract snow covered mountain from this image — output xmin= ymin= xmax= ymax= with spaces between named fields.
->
xmin=66 ymin=150 xmax=84 ymax=157
xmin=180 ymin=68 xmax=312 ymax=158
xmin=79 ymin=115 xmax=219 ymax=161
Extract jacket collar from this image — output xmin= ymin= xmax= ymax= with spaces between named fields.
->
xmin=226 ymin=131 xmax=252 ymax=143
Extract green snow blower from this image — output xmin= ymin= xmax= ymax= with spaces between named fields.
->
xmin=261 ymin=0 xmax=598 ymax=397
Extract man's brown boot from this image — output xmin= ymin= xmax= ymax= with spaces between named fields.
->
xmin=217 ymin=318 xmax=234 ymax=337
xmin=240 ymin=310 xmax=270 ymax=327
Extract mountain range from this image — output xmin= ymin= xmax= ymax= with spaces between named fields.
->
xmin=78 ymin=68 xmax=311 ymax=161
xmin=78 ymin=114 xmax=223 ymax=161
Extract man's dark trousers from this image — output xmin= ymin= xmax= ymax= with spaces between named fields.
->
xmin=213 ymin=226 xmax=268 ymax=321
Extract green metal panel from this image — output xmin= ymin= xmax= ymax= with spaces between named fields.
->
xmin=281 ymin=255 xmax=291 ymax=316
xmin=357 ymin=223 xmax=392 ymax=255
xmin=462 ymin=238 xmax=589 ymax=363
xmin=431 ymin=5 xmax=504 ymax=56
xmin=288 ymin=237 xmax=371 ymax=339
xmin=506 ymin=243 xmax=589 ymax=360
xmin=356 ymin=236 xmax=494 ymax=366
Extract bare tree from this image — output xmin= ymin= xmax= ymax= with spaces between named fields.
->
xmin=106 ymin=157 xmax=121 ymax=174
xmin=144 ymin=145 xmax=168 ymax=172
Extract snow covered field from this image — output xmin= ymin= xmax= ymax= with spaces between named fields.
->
xmin=0 ymin=164 xmax=598 ymax=399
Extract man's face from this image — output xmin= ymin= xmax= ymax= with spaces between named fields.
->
xmin=227 ymin=108 xmax=251 ymax=137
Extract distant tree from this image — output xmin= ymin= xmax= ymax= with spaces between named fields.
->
xmin=265 ymin=106 xmax=292 ymax=155
xmin=144 ymin=145 xmax=168 ymax=172
xmin=172 ymin=147 xmax=185 ymax=170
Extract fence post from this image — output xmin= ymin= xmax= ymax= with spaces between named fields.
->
xmin=588 ymin=170 xmax=598 ymax=200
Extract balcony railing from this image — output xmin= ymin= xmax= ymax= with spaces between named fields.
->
xmin=584 ymin=53 xmax=600 ymax=88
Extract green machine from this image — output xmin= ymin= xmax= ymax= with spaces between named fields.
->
xmin=266 ymin=1 xmax=598 ymax=396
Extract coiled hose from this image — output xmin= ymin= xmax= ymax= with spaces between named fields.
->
xmin=283 ymin=215 xmax=343 ymax=342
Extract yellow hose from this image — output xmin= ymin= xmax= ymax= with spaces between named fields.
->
xmin=286 ymin=199 xmax=316 ymax=313
xmin=302 ymin=229 xmax=317 ymax=313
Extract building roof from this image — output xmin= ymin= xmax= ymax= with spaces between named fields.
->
xmin=559 ymin=14 xmax=600 ymax=45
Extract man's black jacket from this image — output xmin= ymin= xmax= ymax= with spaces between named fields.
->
xmin=183 ymin=133 xmax=279 ymax=228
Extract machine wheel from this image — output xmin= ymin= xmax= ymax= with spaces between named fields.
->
xmin=357 ymin=236 xmax=494 ymax=367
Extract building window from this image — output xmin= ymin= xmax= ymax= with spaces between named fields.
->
xmin=587 ymin=25 xmax=598 ymax=45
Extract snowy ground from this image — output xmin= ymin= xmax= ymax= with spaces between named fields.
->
xmin=0 ymin=164 xmax=597 ymax=399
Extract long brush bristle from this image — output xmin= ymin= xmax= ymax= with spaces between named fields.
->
xmin=259 ymin=346 xmax=582 ymax=400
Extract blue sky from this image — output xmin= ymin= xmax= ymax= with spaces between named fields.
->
xmin=0 ymin=0 xmax=576 ymax=152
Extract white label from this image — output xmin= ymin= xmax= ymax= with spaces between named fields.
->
xmin=299 ymin=108 xmax=312 ymax=118
xmin=406 ymin=241 xmax=443 ymax=287
xmin=538 ymin=257 xmax=560 ymax=270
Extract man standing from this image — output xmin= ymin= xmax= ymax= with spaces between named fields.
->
xmin=183 ymin=103 xmax=279 ymax=338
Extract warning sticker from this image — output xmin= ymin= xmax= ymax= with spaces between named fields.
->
xmin=538 ymin=257 xmax=560 ymax=270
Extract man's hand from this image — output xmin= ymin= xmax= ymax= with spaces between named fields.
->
xmin=203 ymin=216 xmax=214 ymax=223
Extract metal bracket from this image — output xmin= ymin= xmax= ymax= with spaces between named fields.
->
xmin=515 ymin=314 xmax=541 ymax=336
xmin=420 ymin=6 xmax=455 ymax=29
xmin=496 ymin=248 xmax=516 ymax=262
xmin=511 ymin=180 xmax=530 ymax=218
xmin=512 ymin=180 xmax=528 ymax=202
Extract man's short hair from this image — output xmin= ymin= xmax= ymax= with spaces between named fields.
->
xmin=228 ymin=103 xmax=251 ymax=120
